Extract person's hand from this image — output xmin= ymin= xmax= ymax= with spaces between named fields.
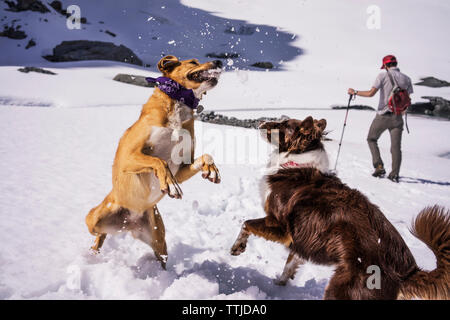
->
xmin=348 ymin=88 xmax=356 ymax=95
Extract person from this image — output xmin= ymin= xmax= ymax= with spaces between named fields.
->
xmin=348 ymin=55 xmax=413 ymax=183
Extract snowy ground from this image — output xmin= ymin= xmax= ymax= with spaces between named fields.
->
xmin=1 ymin=0 xmax=449 ymax=300
xmin=1 ymin=99 xmax=449 ymax=299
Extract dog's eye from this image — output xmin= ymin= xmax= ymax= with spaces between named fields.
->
xmin=190 ymin=61 xmax=199 ymax=65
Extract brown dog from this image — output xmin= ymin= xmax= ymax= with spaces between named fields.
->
xmin=86 ymin=55 xmax=222 ymax=268
xmin=231 ymin=116 xmax=450 ymax=299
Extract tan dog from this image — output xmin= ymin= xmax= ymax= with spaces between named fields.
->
xmin=86 ymin=55 xmax=223 ymax=268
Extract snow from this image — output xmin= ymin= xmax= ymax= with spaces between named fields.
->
xmin=0 ymin=0 xmax=449 ymax=300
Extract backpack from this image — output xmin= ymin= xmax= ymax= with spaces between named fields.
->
xmin=386 ymin=68 xmax=411 ymax=115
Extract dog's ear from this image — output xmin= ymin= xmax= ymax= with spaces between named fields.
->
xmin=259 ymin=121 xmax=287 ymax=148
xmin=300 ymin=116 xmax=314 ymax=133
xmin=314 ymin=119 xmax=327 ymax=133
xmin=158 ymin=55 xmax=180 ymax=74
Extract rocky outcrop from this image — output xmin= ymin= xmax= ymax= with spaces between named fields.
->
xmin=332 ymin=105 xmax=375 ymax=111
xmin=420 ymin=96 xmax=450 ymax=118
xmin=25 ymin=38 xmax=36 ymax=49
xmin=5 ymin=0 xmax=49 ymax=13
xmin=48 ymin=0 xmax=63 ymax=13
xmin=0 ymin=25 xmax=27 ymax=39
xmin=113 ymin=74 xmax=155 ymax=88
xmin=18 ymin=66 xmax=56 ymax=75
xmin=206 ymin=52 xmax=239 ymax=59
xmin=197 ymin=111 xmax=288 ymax=129
xmin=414 ymin=77 xmax=450 ymax=88
xmin=43 ymin=40 xmax=143 ymax=66
xmin=104 ymin=30 xmax=116 ymax=37
xmin=251 ymin=62 xmax=273 ymax=69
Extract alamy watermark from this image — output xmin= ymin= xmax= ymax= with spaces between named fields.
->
xmin=366 ymin=5 xmax=381 ymax=30
xmin=66 ymin=265 xmax=81 ymax=290
xmin=66 ymin=5 xmax=82 ymax=30
xmin=366 ymin=265 xmax=381 ymax=289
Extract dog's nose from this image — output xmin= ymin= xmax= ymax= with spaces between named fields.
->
xmin=212 ymin=60 xmax=223 ymax=68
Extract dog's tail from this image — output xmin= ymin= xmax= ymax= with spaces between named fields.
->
xmin=399 ymin=205 xmax=450 ymax=299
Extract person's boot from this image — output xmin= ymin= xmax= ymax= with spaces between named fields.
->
xmin=387 ymin=172 xmax=400 ymax=183
xmin=372 ymin=164 xmax=386 ymax=178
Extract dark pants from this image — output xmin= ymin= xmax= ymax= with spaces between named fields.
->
xmin=367 ymin=113 xmax=403 ymax=176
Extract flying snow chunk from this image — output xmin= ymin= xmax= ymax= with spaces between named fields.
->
xmin=168 ymin=40 xmax=175 ymax=45
xmin=227 ymin=59 xmax=234 ymax=66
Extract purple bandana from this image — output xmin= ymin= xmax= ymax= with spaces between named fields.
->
xmin=146 ymin=76 xmax=200 ymax=109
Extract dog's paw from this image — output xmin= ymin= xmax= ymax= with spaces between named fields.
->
xmin=274 ymin=278 xmax=288 ymax=286
xmin=159 ymin=164 xmax=183 ymax=199
xmin=89 ymin=246 xmax=101 ymax=255
xmin=202 ymin=162 xmax=221 ymax=184
xmin=164 ymin=179 xmax=183 ymax=199
xmin=230 ymin=241 xmax=247 ymax=256
xmin=195 ymin=154 xmax=221 ymax=184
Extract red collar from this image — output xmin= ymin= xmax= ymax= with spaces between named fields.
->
xmin=281 ymin=161 xmax=314 ymax=169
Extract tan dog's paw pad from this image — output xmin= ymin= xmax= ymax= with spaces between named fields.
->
xmin=167 ymin=182 xmax=183 ymax=199
xmin=202 ymin=163 xmax=221 ymax=184
xmin=89 ymin=246 xmax=101 ymax=255
xmin=160 ymin=166 xmax=183 ymax=199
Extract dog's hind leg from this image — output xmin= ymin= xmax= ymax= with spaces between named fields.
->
xmin=231 ymin=217 xmax=291 ymax=256
xmin=92 ymin=234 xmax=107 ymax=252
xmin=85 ymin=192 xmax=121 ymax=252
xmin=130 ymin=205 xmax=168 ymax=269
xmin=275 ymin=250 xmax=305 ymax=286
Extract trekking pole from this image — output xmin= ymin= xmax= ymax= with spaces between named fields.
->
xmin=333 ymin=94 xmax=354 ymax=172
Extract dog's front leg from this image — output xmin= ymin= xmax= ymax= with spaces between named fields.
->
xmin=175 ymin=154 xmax=221 ymax=184
xmin=123 ymin=152 xmax=183 ymax=199
xmin=231 ymin=217 xmax=291 ymax=255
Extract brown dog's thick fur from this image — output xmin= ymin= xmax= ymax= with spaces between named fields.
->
xmin=86 ymin=56 xmax=222 ymax=268
xmin=231 ymin=116 xmax=450 ymax=299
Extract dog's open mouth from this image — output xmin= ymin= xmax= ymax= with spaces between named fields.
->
xmin=188 ymin=68 xmax=222 ymax=83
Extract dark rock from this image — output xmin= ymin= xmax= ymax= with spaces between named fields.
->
xmin=251 ymin=62 xmax=273 ymax=69
xmin=49 ymin=0 xmax=66 ymax=15
xmin=49 ymin=0 xmax=62 ymax=12
xmin=5 ymin=0 xmax=50 ymax=13
xmin=104 ymin=30 xmax=116 ymax=37
xmin=113 ymin=74 xmax=156 ymax=88
xmin=0 ymin=25 xmax=27 ymax=39
xmin=206 ymin=52 xmax=239 ymax=59
xmin=25 ymin=38 xmax=36 ymax=49
xmin=421 ymin=96 xmax=450 ymax=118
xmin=197 ymin=111 xmax=280 ymax=129
xmin=332 ymin=105 xmax=375 ymax=111
xmin=408 ymin=102 xmax=434 ymax=115
xmin=43 ymin=40 xmax=143 ymax=66
xmin=414 ymin=77 xmax=450 ymax=88
xmin=18 ymin=66 xmax=56 ymax=75
xmin=408 ymin=97 xmax=450 ymax=119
